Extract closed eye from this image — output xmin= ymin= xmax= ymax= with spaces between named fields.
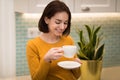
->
xmin=55 ymin=21 xmax=61 ymax=24
xmin=64 ymin=22 xmax=68 ymax=25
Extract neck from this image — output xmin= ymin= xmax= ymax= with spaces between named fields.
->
xmin=40 ymin=33 xmax=60 ymax=43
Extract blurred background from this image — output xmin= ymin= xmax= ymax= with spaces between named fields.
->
xmin=0 ymin=0 xmax=120 ymax=80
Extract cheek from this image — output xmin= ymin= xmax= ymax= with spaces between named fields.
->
xmin=48 ymin=23 xmax=56 ymax=29
xmin=64 ymin=26 xmax=68 ymax=30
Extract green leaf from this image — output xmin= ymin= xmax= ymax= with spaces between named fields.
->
xmin=77 ymin=50 xmax=89 ymax=60
xmin=95 ymin=44 xmax=104 ymax=60
xmin=77 ymin=42 xmax=82 ymax=49
xmin=85 ymin=25 xmax=92 ymax=40
xmin=92 ymin=26 xmax=101 ymax=48
xmin=79 ymin=30 xmax=83 ymax=43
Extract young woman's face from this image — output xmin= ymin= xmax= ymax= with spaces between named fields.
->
xmin=45 ymin=12 xmax=69 ymax=36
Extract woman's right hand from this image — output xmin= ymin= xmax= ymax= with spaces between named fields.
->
xmin=44 ymin=47 xmax=63 ymax=62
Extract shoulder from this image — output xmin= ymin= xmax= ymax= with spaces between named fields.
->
xmin=61 ymin=35 xmax=74 ymax=44
xmin=26 ymin=37 xmax=40 ymax=47
xmin=62 ymin=35 xmax=73 ymax=41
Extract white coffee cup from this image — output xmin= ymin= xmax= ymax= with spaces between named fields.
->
xmin=62 ymin=45 xmax=77 ymax=58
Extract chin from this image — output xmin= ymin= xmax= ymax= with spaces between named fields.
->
xmin=56 ymin=33 xmax=62 ymax=36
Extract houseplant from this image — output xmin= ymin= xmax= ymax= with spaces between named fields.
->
xmin=76 ymin=25 xmax=105 ymax=80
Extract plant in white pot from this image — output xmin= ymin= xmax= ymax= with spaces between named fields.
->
xmin=76 ymin=25 xmax=105 ymax=80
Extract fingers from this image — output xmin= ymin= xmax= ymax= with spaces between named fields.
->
xmin=55 ymin=53 xmax=63 ymax=58
xmin=51 ymin=47 xmax=63 ymax=52
xmin=74 ymin=58 xmax=82 ymax=64
xmin=51 ymin=53 xmax=63 ymax=60
xmin=44 ymin=48 xmax=63 ymax=62
xmin=51 ymin=47 xmax=63 ymax=54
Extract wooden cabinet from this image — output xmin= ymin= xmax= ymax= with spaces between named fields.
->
xmin=28 ymin=0 xmax=74 ymax=13
xmin=74 ymin=0 xmax=116 ymax=13
xmin=28 ymin=0 xmax=52 ymax=13
xmin=14 ymin=0 xmax=119 ymax=13
xmin=14 ymin=0 xmax=28 ymax=13
xmin=116 ymin=0 xmax=120 ymax=12
xmin=14 ymin=0 xmax=52 ymax=13
xmin=14 ymin=0 xmax=74 ymax=13
xmin=60 ymin=0 xmax=75 ymax=13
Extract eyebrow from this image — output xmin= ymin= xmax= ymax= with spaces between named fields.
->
xmin=55 ymin=19 xmax=68 ymax=22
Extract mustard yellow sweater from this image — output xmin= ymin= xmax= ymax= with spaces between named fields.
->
xmin=26 ymin=35 xmax=80 ymax=80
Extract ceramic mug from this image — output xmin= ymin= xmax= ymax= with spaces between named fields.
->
xmin=62 ymin=45 xmax=77 ymax=58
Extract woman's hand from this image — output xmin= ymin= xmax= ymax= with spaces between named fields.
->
xmin=74 ymin=58 xmax=82 ymax=64
xmin=44 ymin=47 xmax=63 ymax=62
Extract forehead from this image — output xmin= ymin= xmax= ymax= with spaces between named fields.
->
xmin=52 ymin=12 xmax=69 ymax=21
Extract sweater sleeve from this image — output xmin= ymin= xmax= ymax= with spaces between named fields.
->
xmin=26 ymin=40 xmax=51 ymax=80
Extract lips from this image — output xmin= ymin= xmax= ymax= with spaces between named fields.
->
xmin=55 ymin=28 xmax=63 ymax=33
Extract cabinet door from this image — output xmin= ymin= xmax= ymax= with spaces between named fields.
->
xmin=117 ymin=0 xmax=120 ymax=12
xmin=28 ymin=0 xmax=74 ymax=13
xmin=28 ymin=0 xmax=53 ymax=13
xmin=75 ymin=0 xmax=116 ymax=13
xmin=14 ymin=0 xmax=28 ymax=13
xmin=60 ymin=0 xmax=75 ymax=12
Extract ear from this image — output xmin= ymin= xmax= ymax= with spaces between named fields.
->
xmin=44 ymin=17 xmax=49 ymax=24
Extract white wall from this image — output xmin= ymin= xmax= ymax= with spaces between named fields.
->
xmin=0 ymin=0 xmax=16 ymax=79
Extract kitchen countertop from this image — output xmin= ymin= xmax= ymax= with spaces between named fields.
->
xmin=101 ymin=66 xmax=120 ymax=80
xmin=0 ymin=66 xmax=120 ymax=80
xmin=78 ymin=66 xmax=120 ymax=80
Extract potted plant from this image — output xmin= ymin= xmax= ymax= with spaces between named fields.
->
xmin=76 ymin=25 xmax=105 ymax=80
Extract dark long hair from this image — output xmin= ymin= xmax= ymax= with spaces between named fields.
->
xmin=38 ymin=0 xmax=71 ymax=36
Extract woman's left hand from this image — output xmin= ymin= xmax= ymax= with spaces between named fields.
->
xmin=74 ymin=58 xmax=82 ymax=64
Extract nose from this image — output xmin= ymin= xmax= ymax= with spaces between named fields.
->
xmin=60 ymin=23 xmax=65 ymax=30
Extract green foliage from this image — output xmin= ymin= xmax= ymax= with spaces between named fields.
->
xmin=76 ymin=25 xmax=104 ymax=60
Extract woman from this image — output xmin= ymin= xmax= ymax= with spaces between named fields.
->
xmin=26 ymin=0 xmax=81 ymax=80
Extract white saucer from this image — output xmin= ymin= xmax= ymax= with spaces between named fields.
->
xmin=57 ymin=61 xmax=81 ymax=69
